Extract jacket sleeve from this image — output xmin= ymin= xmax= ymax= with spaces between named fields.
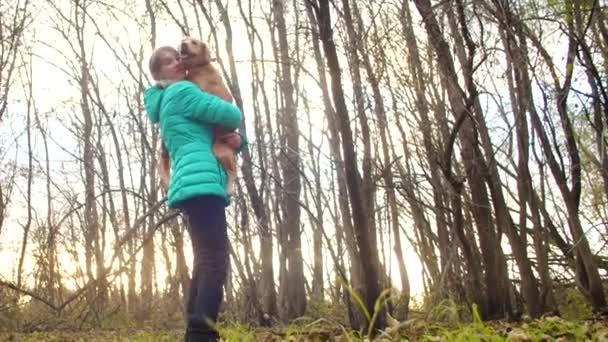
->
xmin=175 ymin=82 xmax=242 ymax=129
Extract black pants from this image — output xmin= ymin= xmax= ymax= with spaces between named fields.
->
xmin=179 ymin=195 xmax=228 ymax=339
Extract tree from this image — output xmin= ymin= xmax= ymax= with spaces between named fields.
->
xmin=413 ymin=0 xmax=513 ymax=319
xmin=272 ymin=0 xmax=306 ymax=320
xmin=306 ymin=0 xmax=386 ymax=331
xmin=0 ymin=0 xmax=32 ymax=236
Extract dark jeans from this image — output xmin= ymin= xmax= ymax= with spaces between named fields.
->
xmin=179 ymin=195 xmax=228 ymax=339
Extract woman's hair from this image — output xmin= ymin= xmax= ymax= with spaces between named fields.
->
xmin=149 ymin=46 xmax=179 ymax=80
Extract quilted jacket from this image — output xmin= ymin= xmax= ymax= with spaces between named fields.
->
xmin=144 ymin=80 xmax=242 ymax=208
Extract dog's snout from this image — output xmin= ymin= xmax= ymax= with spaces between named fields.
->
xmin=180 ymin=42 xmax=188 ymax=53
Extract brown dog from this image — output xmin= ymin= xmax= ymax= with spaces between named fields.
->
xmin=159 ymin=37 xmax=237 ymax=195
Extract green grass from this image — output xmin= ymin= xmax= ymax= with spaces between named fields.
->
xmin=2 ymin=318 xmax=608 ymax=341
xmin=3 ymin=292 xmax=608 ymax=341
xmin=0 ymin=329 xmax=183 ymax=342
xmin=421 ymin=304 xmax=503 ymax=342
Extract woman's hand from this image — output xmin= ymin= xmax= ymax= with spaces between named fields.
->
xmin=219 ymin=132 xmax=241 ymax=150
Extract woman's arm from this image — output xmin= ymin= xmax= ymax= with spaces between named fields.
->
xmin=170 ymin=82 xmax=242 ymax=129
xmin=218 ymin=131 xmax=249 ymax=154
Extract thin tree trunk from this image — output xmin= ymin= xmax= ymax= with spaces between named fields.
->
xmin=207 ymin=0 xmax=277 ymax=323
xmin=306 ymin=0 xmax=385 ymax=331
xmin=446 ymin=0 xmax=543 ymax=318
xmin=304 ymin=101 xmax=324 ymax=303
xmin=273 ymin=0 xmax=305 ymax=320
xmin=304 ymin=2 xmax=362 ymax=326
xmin=399 ymin=0 xmax=453 ymax=303
xmin=17 ymin=60 xmax=34 ymax=290
xmin=491 ymin=1 xmax=557 ymax=314
xmin=339 ymin=0 xmax=376 ymax=269
xmin=73 ymin=0 xmax=106 ymax=315
xmin=413 ymin=0 xmax=512 ymax=319
xmin=350 ymin=0 xmax=410 ymax=315
xmin=0 ymin=182 xmax=4 ymax=238
xmin=169 ymin=217 xmax=189 ymax=306
xmin=34 ymin=102 xmax=60 ymax=304
xmin=518 ymin=0 xmax=606 ymax=311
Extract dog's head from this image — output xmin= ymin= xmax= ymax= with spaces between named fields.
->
xmin=179 ymin=37 xmax=212 ymax=69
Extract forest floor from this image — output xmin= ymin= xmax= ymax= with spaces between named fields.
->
xmin=2 ymin=316 xmax=608 ymax=341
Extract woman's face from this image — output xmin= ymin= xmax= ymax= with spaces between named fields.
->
xmin=156 ymin=51 xmax=185 ymax=81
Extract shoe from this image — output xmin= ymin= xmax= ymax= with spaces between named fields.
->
xmin=184 ymin=329 xmax=219 ymax=342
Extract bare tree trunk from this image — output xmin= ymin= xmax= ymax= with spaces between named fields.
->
xmin=35 ymin=103 xmax=60 ymax=304
xmin=17 ymin=59 xmax=34 ymax=289
xmin=0 ymin=182 xmax=4 ymax=238
xmin=73 ymin=0 xmax=106 ymax=315
xmin=0 ymin=0 xmax=30 ymax=122
xmin=338 ymin=0 xmax=376 ymax=268
xmin=0 ymin=0 xmax=31 ymax=237
xmin=445 ymin=0 xmax=543 ymax=318
xmin=304 ymin=2 xmax=362 ymax=326
xmin=486 ymin=1 xmax=558 ymax=315
xmin=577 ymin=2 xmax=608 ymax=203
xmin=350 ymin=0 xmax=410 ymax=315
xmin=306 ymin=0 xmax=385 ymax=331
xmin=304 ymin=102 xmax=324 ymax=303
xmin=200 ymin=0 xmax=277 ymax=323
xmin=272 ymin=0 xmax=306 ymax=320
xmin=96 ymin=125 xmax=126 ymax=306
xmin=139 ymin=0 xmax=160 ymax=322
xmin=158 ymin=225 xmax=173 ymax=295
xmin=140 ymin=132 xmax=158 ymax=323
xmin=334 ymin=0 xmax=385 ymax=326
xmin=171 ymin=218 xmax=190 ymax=305
xmin=413 ymin=0 xmax=512 ymax=319
xmin=515 ymin=0 xmax=606 ymax=312
xmin=399 ymin=0 xmax=456 ymax=305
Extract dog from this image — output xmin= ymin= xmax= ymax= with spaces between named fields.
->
xmin=179 ymin=38 xmax=233 ymax=103
xmin=159 ymin=37 xmax=237 ymax=195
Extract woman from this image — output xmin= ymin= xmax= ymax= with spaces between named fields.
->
xmin=144 ymin=46 xmax=245 ymax=342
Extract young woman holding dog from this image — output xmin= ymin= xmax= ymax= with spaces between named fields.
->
xmin=144 ymin=46 xmax=245 ymax=342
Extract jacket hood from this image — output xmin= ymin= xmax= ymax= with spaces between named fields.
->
xmin=144 ymin=84 xmax=164 ymax=123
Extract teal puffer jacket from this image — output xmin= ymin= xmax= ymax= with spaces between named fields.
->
xmin=144 ymin=81 xmax=242 ymax=208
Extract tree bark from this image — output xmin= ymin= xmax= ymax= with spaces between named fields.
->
xmin=17 ymin=61 xmax=34 ymax=290
xmin=518 ymin=0 xmax=606 ymax=312
xmin=413 ymin=0 xmax=512 ymax=319
xmin=399 ymin=0 xmax=453 ymax=303
xmin=272 ymin=0 xmax=306 ymax=320
xmin=306 ymin=0 xmax=385 ymax=331
xmin=304 ymin=2 xmax=363 ymax=326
